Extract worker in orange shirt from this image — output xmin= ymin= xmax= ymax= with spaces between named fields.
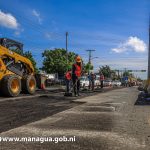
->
xmin=72 ymin=56 xmax=82 ymax=96
xmin=65 ymin=68 xmax=72 ymax=93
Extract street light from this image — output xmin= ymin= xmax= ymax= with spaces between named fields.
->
xmin=91 ymin=57 xmax=99 ymax=60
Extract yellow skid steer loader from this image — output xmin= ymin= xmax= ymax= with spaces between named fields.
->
xmin=0 ymin=38 xmax=36 ymax=97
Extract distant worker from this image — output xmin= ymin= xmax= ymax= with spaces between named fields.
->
xmin=100 ymin=73 xmax=105 ymax=88
xmin=88 ymin=73 xmax=91 ymax=90
xmin=124 ymin=76 xmax=128 ymax=87
xmin=72 ymin=55 xmax=82 ymax=96
xmin=65 ymin=68 xmax=72 ymax=93
xmin=89 ymin=72 xmax=96 ymax=91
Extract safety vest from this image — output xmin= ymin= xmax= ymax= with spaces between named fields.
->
xmin=74 ymin=64 xmax=81 ymax=77
xmin=65 ymin=71 xmax=71 ymax=80
xmin=100 ymin=75 xmax=104 ymax=81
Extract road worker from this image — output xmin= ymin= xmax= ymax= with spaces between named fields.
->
xmin=89 ymin=72 xmax=96 ymax=91
xmin=100 ymin=72 xmax=105 ymax=88
xmin=65 ymin=68 xmax=72 ymax=93
xmin=72 ymin=55 xmax=82 ymax=96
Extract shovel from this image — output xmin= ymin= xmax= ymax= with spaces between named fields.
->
xmin=64 ymin=80 xmax=78 ymax=97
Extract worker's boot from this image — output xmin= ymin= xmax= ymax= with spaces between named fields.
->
xmin=74 ymin=92 xmax=77 ymax=97
xmin=77 ymin=91 xmax=81 ymax=96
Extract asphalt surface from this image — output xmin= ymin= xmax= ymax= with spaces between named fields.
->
xmin=0 ymin=87 xmax=118 ymax=133
xmin=1 ymin=87 xmax=150 ymax=150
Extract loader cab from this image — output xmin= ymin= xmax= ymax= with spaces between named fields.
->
xmin=0 ymin=38 xmax=23 ymax=55
xmin=0 ymin=38 xmax=26 ymax=77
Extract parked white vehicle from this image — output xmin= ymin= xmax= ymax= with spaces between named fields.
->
xmin=80 ymin=75 xmax=100 ymax=88
xmin=103 ymin=80 xmax=112 ymax=87
xmin=95 ymin=75 xmax=100 ymax=86
xmin=80 ymin=77 xmax=89 ymax=87
xmin=112 ymin=80 xmax=121 ymax=87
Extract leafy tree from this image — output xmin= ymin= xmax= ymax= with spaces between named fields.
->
xmin=137 ymin=77 xmax=142 ymax=82
xmin=123 ymin=71 xmax=130 ymax=77
xmin=99 ymin=65 xmax=113 ymax=78
xmin=99 ymin=65 xmax=117 ymax=79
xmin=111 ymin=71 xmax=118 ymax=80
xmin=42 ymin=48 xmax=77 ymax=75
xmin=83 ymin=62 xmax=93 ymax=73
xmin=23 ymin=51 xmax=38 ymax=73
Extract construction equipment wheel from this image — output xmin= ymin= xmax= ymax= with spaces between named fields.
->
xmin=1 ymin=75 xmax=21 ymax=97
xmin=22 ymin=75 xmax=36 ymax=94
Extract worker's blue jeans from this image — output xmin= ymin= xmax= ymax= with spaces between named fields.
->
xmin=66 ymin=80 xmax=71 ymax=92
xmin=72 ymin=78 xmax=80 ymax=95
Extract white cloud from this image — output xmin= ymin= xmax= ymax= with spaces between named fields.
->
xmin=14 ymin=28 xmax=24 ymax=36
xmin=45 ymin=33 xmax=52 ymax=39
xmin=32 ymin=9 xmax=42 ymax=24
xmin=112 ymin=36 xmax=147 ymax=53
xmin=0 ymin=10 xmax=19 ymax=29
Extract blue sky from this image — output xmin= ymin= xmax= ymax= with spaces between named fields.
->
xmin=0 ymin=0 xmax=149 ymax=79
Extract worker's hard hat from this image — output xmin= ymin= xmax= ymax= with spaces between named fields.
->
xmin=76 ymin=56 xmax=81 ymax=62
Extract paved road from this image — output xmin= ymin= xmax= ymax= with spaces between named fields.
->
xmin=0 ymin=87 xmax=117 ymax=133
xmin=0 ymin=87 xmax=149 ymax=150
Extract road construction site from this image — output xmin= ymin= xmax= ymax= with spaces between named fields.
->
xmin=0 ymin=25 xmax=147 ymax=150
xmin=0 ymin=86 xmax=121 ymax=133
xmin=0 ymin=87 xmax=150 ymax=150
xmin=0 ymin=0 xmax=149 ymax=149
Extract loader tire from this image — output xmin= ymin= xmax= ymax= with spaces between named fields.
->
xmin=22 ymin=75 xmax=36 ymax=94
xmin=1 ymin=75 xmax=21 ymax=97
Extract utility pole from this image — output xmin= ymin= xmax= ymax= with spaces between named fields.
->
xmin=86 ymin=50 xmax=95 ymax=64
xmin=86 ymin=50 xmax=95 ymax=74
xmin=148 ymin=19 xmax=150 ymax=78
xmin=66 ymin=32 xmax=68 ymax=71
xmin=117 ymin=70 xmax=120 ymax=79
xmin=124 ymin=68 xmax=127 ymax=77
